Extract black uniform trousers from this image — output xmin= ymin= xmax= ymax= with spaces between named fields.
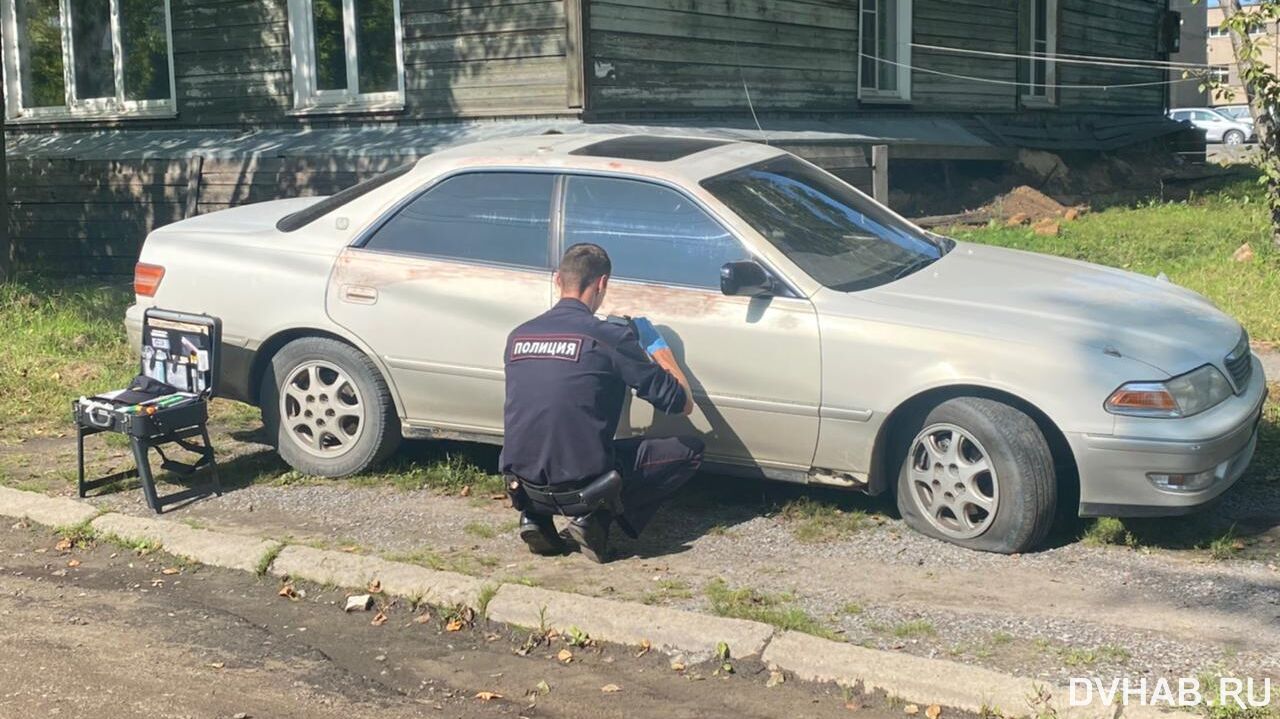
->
xmin=528 ymin=435 xmax=704 ymax=536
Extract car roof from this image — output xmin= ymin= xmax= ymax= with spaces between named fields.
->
xmin=411 ymin=133 xmax=788 ymax=185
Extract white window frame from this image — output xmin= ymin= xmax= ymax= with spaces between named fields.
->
xmin=286 ymin=0 xmax=405 ymax=115
xmin=857 ymin=0 xmax=912 ymax=103
xmin=1023 ymin=0 xmax=1058 ymax=107
xmin=1 ymin=0 xmax=176 ymax=123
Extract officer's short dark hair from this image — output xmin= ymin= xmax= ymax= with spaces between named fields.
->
xmin=558 ymin=243 xmax=612 ymax=292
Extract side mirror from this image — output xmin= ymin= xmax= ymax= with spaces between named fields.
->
xmin=720 ymin=260 xmax=774 ymax=297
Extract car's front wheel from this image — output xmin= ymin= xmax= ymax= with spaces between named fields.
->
xmin=1224 ymin=130 xmax=1246 ymax=146
xmin=260 ymin=337 xmax=401 ymax=477
xmin=895 ymin=397 xmax=1056 ymax=553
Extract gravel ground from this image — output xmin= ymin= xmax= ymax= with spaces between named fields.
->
xmin=3 ymin=358 xmax=1277 ymax=690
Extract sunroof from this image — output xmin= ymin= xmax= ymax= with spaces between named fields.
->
xmin=569 ymin=135 xmax=731 ymax=162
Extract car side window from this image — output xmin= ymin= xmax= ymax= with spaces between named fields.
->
xmin=363 ymin=172 xmax=553 ymax=268
xmin=562 ymin=175 xmax=745 ymax=289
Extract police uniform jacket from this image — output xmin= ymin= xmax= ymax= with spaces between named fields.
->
xmin=500 ymin=298 xmax=687 ymax=487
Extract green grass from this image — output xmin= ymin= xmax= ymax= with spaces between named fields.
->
xmin=777 ymin=497 xmax=868 ymax=543
xmin=1059 ymin=644 xmax=1131 ymax=668
xmin=704 ymin=579 xmax=835 ymax=639
xmin=0 ymin=280 xmax=134 ymax=429
xmin=1081 ymin=517 xmax=1138 ymax=548
xmin=463 ymin=520 xmax=499 ymax=540
xmin=951 ymin=180 xmax=1280 ymax=343
xmin=889 ymin=619 xmax=936 ymax=638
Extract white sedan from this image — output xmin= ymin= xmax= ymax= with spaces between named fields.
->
xmin=127 ymin=134 xmax=1267 ymax=553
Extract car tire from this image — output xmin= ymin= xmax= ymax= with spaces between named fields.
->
xmin=894 ymin=397 xmax=1056 ymax=554
xmin=259 ymin=337 xmax=401 ymax=477
xmin=1224 ymin=130 xmax=1245 ymax=146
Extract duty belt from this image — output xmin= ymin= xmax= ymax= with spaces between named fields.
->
xmin=509 ymin=470 xmax=637 ymax=538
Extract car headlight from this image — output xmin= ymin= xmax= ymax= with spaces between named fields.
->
xmin=1105 ymin=365 xmax=1234 ymax=418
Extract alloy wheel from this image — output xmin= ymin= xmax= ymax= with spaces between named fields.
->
xmin=906 ymin=423 xmax=1000 ymax=539
xmin=280 ymin=360 xmax=365 ymax=458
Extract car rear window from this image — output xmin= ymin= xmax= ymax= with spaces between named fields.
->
xmin=276 ymin=163 xmax=414 ymax=233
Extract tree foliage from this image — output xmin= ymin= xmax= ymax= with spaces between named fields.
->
xmin=1208 ymin=0 xmax=1280 ymax=247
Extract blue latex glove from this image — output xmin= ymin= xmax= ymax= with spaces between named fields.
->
xmin=631 ymin=316 xmax=669 ymax=355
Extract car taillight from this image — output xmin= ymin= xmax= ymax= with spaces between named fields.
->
xmin=134 ymin=263 xmax=165 ymax=297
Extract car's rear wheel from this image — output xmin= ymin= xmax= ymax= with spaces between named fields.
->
xmin=1224 ymin=130 xmax=1246 ymax=146
xmin=894 ymin=397 xmax=1056 ymax=553
xmin=260 ymin=337 xmax=400 ymax=477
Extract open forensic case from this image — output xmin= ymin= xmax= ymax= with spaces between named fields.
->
xmin=73 ymin=308 xmax=223 ymax=512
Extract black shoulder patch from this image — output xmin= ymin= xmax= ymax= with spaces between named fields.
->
xmin=510 ymin=335 xmax=583 ymax=362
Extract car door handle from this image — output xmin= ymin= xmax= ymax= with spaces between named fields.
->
xmin=341 ymin=285 xmax=378 ymax=305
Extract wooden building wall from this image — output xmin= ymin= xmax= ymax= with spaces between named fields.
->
xmin=1057 ymin=0 xmax=1167 ymax=112
xmin=19 ymin=0 xmax=573 ymax=130
xmin=585 ymin=0 xmax=860 ymax=112
xmin=911 ymin=0 xmax=1019 ymax=111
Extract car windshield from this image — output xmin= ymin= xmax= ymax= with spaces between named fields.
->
xmin=701 ymin=155 xmax=951 ymax=292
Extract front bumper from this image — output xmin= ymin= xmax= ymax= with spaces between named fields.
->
xmin=1071 ymin=356 xmax=1267 ymax=517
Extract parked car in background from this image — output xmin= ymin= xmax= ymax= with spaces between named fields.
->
xmin=1168 ymin=108 xmax=1256 ymax=145
xmin=126 ymin=135 xmax=1266 ymax=554
xmin=1213 ymin=104 xmax=1255 ymax=124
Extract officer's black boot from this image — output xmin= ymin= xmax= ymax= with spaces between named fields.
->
xmin=567 ymin=511 xmax=611 ymax=564
xmin=519 ymin=512 xmax=565 ymax=555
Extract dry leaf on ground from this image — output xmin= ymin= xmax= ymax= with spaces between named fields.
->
xmin=67 ymin=559 xmax=81 ymax=568
xmin=635 ymin=639 xmax=651 ymax=658
xmin=371 ymin=611 xmax=388 ymax=626
xmin=367 ymin=579 xmax=382 ymax=593
xmin=55 ymin=538 xmax=72 ymax=552
xmin=601 ymin=684 xmax=621 ymax=693
xmin=926 ymin=704 xmax=942 ymax=719
xmin=474 ymin=691 xmax=502 ymax=701
xmin=161 ymin=567 xmax=179 ymax=575
xmin=277 ymin=584 xmax=298 ymax=600
xmin=446 ymin=619 xmax=465 ymax=632
xmin=904 ymin=704 xmax=920 ymax=715
xmin=556 ymin=648 xmax=573 ymax=663
xmin=460 ymin=486 xmax=472 ymax=497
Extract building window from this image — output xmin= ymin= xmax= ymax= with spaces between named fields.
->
xmin=1208 ymin=25 xmax=1229 ymax=38
xmin=1209 ymin=64 xmax=1230 ymax=84
xmin=1 ymin=0 xmax=175 ymax=122
xmin=858 ymin=0 xmax=912 ymax=102
xmin=286 ymin=0 xmax=405 ymax=114
xmin=1024 ymin=0 xmax=1058 ymax=105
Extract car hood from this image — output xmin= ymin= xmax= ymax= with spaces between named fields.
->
xmin=854 ymin=242 xmax=1243 ymax=376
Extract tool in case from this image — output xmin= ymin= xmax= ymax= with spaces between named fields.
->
xmin=73 ymin=308 xmax=222 ymax=513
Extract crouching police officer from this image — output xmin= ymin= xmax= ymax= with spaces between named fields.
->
xmin=500 ymin=243 xmax=704 ymax=563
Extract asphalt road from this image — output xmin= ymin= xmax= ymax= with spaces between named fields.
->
xmin=0 ymin=521 xmax=904 ymax=719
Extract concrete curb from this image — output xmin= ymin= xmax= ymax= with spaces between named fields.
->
xmin=270 ymin=545 xmax=484 ymax=609
xmin=762 ymin=631 xmax=1169 ymax=719
xmin=487 ymin=583 xmax=774 ymax=660
xmin=0 ymin=486 xmax=100 ymax=527
xmin=90 ymin=513 xmax=281 ymax=574
xmin=0 ymin=487 xmax=1186 ymax=718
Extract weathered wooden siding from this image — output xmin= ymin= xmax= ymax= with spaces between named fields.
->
xmin=586 ymin=0 xmax=860 ymax=113
xmin=7 ymin=160 xmax=193 ymax=275
xmin=10 ymin=0 xmax=572 ymax=130
xmin=911 ymin=0 xmax=1019 ymax=111
xmin=1057 ymin=0 xmax=1167 ymax=112
xmin=401 ymin=0 xmax=570 ymax=117
xmin=171 ymin=0 xmax=293 ymax=125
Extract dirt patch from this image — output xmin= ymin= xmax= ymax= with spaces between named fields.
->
xmin=915 ymin=185 xmax=1081 ymax=229
xmin=0 ymin=522 xmax=913 ymax=719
